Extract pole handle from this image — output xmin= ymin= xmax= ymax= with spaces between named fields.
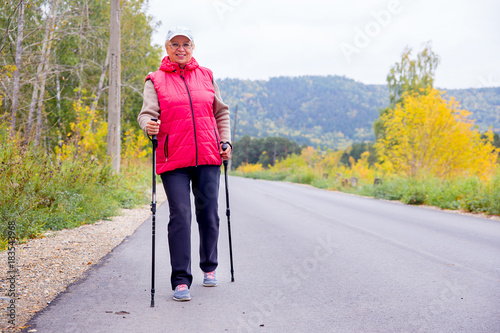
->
xmin=151 ymin=118 xmax=158 ymax=143
xmin=221 ymin=142 xmax=231 ymax=167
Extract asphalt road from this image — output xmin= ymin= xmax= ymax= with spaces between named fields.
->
xmin=26 ymin=176 xmax=500 ymax=332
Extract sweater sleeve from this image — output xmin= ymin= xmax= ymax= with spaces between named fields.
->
xmin=137 ymin=80 xmax=160 ymax=136
xmin=213 ymin=80 xmax=231 ymax=142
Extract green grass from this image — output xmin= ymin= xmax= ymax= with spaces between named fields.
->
xmin=234 ymin=168 xmax=500 ymax=217
xmin=0 ymin=126 xmax=151 ymax=249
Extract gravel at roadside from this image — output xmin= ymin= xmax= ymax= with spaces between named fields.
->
xmin=0 ymin=190 xmax=166 ymax=333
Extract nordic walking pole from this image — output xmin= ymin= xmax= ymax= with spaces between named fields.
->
xmin=150 ymin=118 xmax=158 ymax=307
xmin=222 ymin=143 xmax=235 ymax=282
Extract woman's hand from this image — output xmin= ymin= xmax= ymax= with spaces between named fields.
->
xmin=220 ymin=142 xmax=232 ymax=161
xmin=146 ymin=119 xmax=161 ymax=135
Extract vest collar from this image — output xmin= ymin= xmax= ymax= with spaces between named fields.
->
xmin=159 ymin=56 xmax=199 ymax=73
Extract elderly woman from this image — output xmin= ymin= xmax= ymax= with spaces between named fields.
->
xmin=137 ymin=26 xmax=231 ymax=302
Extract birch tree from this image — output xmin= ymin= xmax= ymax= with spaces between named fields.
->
xmin=374 ymin=44 xmax=440 ymax=140
xmin=107 ymin=0 xmax=121 ymax=172
xmin=1 ymin=0 xmax=160 ymax=151
xmin=34 ymin=0 xmax=61 ymax=145
xmin=10 ymin=0 xmax=25 ymax=135
xmin=27 ymin=0 xmax=60 ymax=141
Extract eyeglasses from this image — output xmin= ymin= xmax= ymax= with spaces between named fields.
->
xmin=168 ymin=42 xmax=192 ymax=50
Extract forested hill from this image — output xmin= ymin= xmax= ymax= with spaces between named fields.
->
xmin=446 ymin=88 xmax=500 ymax=133
xmin=217 ymin=76 xmax=500 ymax=149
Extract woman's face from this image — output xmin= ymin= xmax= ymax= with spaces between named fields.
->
xmin=166 ymin=36 xmax=193 ymax=68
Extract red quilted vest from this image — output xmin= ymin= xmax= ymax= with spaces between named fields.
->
xmin=146 ymin=57 xmax=222 ymax=174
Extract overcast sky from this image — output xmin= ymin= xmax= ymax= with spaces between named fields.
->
xmin=146 ymin=0 xmax=499 ymax=89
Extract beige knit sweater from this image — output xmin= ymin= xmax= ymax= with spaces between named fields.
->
xmin=137 ymin=80 xmax=231 ymax=142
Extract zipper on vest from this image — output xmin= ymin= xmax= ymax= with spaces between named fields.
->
xmin=180 ymin=72 xmax=198 ymax=166
xmin=213 ymin=127 xmax=220 ymax=152
xmin=164 ymin=134 xmax=169 ymax=161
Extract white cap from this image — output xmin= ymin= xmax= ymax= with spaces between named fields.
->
xmin=166 ymin=26 xmax=194 ymax=42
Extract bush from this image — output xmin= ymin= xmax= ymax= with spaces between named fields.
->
xmin=0 ymin=123 xmax=150 ymax=249
xmin=231 ymin=145 xmax=500 ymax=217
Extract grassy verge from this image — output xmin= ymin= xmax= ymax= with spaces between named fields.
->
xmin=234 ymin=168 xmax=500 ymax=217
xmin=0 ymin=130 xmax=152 ymax=249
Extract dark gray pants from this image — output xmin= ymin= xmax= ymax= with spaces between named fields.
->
xmin=160 ymin=165 xmax=220 ymax=290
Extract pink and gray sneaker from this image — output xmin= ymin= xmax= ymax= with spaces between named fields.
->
xmin=173 ymin=284 xmax=191 ymax=301
xmin=203 ymin=271 xmax=218 ymax=287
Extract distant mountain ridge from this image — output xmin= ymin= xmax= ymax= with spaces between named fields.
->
xmin=217 ymin=76 xmax=500 ymax=149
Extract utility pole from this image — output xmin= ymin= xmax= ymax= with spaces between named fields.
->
xmin=107 ymin=0 xmax=121 ymax=172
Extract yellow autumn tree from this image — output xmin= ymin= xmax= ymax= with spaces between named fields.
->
xmin=350 ymin=151 xmax=376 ymax=180
xmin=318 ymin=149 xmax=344 ymax=174
xmin=122 ymin=126 xmax=149 ymax=162
xmin=55 ymin=101 xmax=108 ymax=161
xmin=56 ymin=100 xmax=149 ymax=163
xmin=375 ymin=88 xmax=497 ymax=179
